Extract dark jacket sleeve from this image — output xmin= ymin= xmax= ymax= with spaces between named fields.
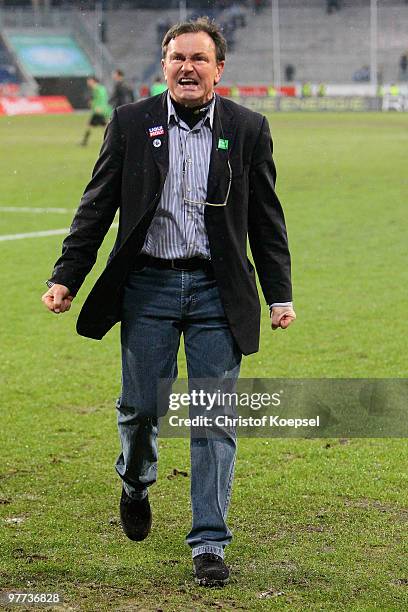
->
xmin=248 ymin=116 xmax=292 ymax=304
xmin=50 ymin=110 xmax=124 ymax=295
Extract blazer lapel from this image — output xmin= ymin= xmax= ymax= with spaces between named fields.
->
xmin=206 ymin=96 xmax=236 ymax=206
xmin=142 ymin=92 xmax=169 ymax=179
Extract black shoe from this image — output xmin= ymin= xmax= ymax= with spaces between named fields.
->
xmin=193 ymin=553 xmax=230 ymax=587
xmin=119 ymin=488 xmax=151 ymax=541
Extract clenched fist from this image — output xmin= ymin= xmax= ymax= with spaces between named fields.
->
xmin=270 ymin=306 xmax=296 ymax=330
xmin=41 ymin=284 xmax=74 ymax=314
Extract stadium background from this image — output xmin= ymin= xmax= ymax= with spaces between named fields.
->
xmin=1 ymin=0 xmax=408 ymax=112
xmin=1 ymin=1 xmax=408 ymax=611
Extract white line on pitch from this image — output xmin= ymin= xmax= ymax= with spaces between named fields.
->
xmin=0 ymin=228 xmax=69 ymax=241
xmin=0 ymin=223 xmax=118 ymax=243
xmin=0 ymin=206 xmax=73 ymax=214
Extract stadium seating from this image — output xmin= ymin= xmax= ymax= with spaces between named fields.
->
xmin=1 ymin=3 xmax=408 ymax=89
xmin=0 ymin=37 xmax=21 ymax=84
xmin=223 ymin=3 xmax=408 ymax=84
xmin=100 ymin=9 xmax=180 ymax=85
xmin=97 ymin=4 xmax=408 ymax=86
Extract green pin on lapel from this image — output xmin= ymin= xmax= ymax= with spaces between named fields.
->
xmin=218 ymin=138 xmax=229 ymax=150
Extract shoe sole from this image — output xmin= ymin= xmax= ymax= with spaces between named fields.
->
xmin=120 ymin=519 xmax=151 ymax=542
xmin=119 ymin=491 xmax=152 ymax=542
xmin=122 ymin=529 xmax=150 ymax=541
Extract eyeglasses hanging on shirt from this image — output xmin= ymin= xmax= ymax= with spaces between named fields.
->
xmin=177 ymin=113 xmax=232 ymax=208
xmin=182 ymin=158 xmax=232 ymax=208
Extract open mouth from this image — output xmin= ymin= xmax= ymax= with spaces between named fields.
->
xmin=178 ymin=78 xmax=199 ymax=88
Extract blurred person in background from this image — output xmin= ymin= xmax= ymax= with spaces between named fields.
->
xmin=389 ymin=83 xmax=400 ymax=96
xmin=327 ymin=0 xmax=340 ymax=14
xmin=301 ymin=81 xmax=312 ymax=97
xmin=109 ymin=69 xmax=134 ymax=109
xmin=399 ymin=53 xmax=407 ymax=80
xmin=150 ymin=75 xmax=167 ymax=96
xmin=157 ymin=17 xmax=171 ymax=44
xmin=42 ymin=16 xmax=295 ymax=588
xmin=352 ymin=65 xmax=370 ymax=82
xmin=80 ymin=76 xmax=111 ymax=147
xmin=285 ymin=63 xmax=296 ymax=82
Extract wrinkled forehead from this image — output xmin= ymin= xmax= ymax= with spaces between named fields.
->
xmin=165 ymin=31 xmax=217 ymax=60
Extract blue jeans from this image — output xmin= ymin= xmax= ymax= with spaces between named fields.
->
xmin=115 ymin=264 xmax=242 ymax=559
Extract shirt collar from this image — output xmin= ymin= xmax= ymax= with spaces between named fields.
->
xmin=167 ymin=91 xmax=216 ymax=129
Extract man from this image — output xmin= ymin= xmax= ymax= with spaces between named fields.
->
xmin=327 ymin=0 xmax=340 ymax=14
xmin=301 ymin=82 xmax=312 ymax=98
xmin=109 ymin=69 xmax=134 ymax=109
xmin=42 ymin=17 xmax=295 ymax=587
xmin=80 ymin=76 xmax=111 ymax=147
xmin=150 ymin=75 xmax=167 ymax=96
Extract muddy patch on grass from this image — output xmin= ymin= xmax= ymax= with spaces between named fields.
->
xmin=167 ymin=468 xmax=189 ymax=479
xmin=259 ymin=587 xmax=286 ymax=598
xmin=12 ymin=548 xmax=48 ymax=563
xmin=3 ymin=516 xmax=25 ymax=525
xmin=0 ymin=468 xmax=31 ymax=480
xmin=391 ymin=578 xmax=408 ymax=588
xmin=343 ymin=498 xmax=408 ymax=521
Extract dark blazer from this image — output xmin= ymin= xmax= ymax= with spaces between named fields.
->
xmin=50 ymin=92 xmax=292 ymax=355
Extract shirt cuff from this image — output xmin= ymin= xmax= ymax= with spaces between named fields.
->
xmin=269 ymin=302 xmax=293 ymax=311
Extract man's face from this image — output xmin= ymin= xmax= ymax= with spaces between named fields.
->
xmin=162 ymin=31 xmax=225 ymax=107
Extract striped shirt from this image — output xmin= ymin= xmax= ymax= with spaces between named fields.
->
xmin=141 ymin=93 xmax=214 ymax=260
xmin=141 ymin=94 xmax=293 ymax=311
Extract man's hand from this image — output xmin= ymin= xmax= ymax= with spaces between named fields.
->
xmin=41 ymin=284 xmax=74 ymax=314
xmin=271 ymin=306 xmax=296 ymax=330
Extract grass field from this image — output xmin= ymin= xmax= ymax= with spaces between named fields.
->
xmin=0 ymin=112 xmax=407 ymax=611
